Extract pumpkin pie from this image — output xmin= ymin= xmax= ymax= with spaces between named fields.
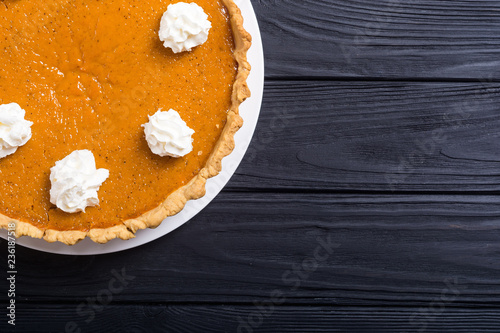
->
xmin=0 ymin=0 xmax=251 ymax=245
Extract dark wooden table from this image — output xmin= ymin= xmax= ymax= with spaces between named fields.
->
xmin=3 ymin=0 xmax=500 ymax=331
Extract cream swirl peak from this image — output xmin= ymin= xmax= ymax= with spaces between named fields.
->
xmin=142 ymin=109 xmax=195 ymax=158
xmin=50 ymin=150 xmax=110 ymax=214
xmin=158 ymin=2 xmax=212 ymax=53
xmin=0 ymin=103 xmax=33 ymax=159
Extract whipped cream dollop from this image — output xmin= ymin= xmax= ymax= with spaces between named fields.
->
xmin=0 ymin=103 xmax=33 ymax=159
xmin=159 ymin=2 xmax=212 ymax=53
xmin=142 ymin=109 xmax=195 ymax=158
xmin=50 ymin=150 xmax=110 ymax=214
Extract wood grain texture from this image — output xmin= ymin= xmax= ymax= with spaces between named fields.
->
xmin=229 ymin=80 xmax=500 ymax=192
xmin=253 ymin=0 xmax=500 ymax=79
xmin=4 ymin=304 xmax=500 ymax=333
xmin=2 ymin=192 xmax=500 ymax=306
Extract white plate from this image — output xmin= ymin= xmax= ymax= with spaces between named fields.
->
xmin=0 ymin=0 xmax=264 ymax=255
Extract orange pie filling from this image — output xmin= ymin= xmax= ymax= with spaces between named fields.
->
xmin=0 ymin=0 xmax=250 ymax=239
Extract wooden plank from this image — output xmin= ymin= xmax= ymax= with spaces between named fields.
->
xmin=3 ymin=192 xmax=500 ymax=305
xmin=254 ymin=0 xmax=500 ymax=79
xmin=4 ymin=304 xmax=500 ymax=332
xmin=229 ymin=80 xmax=500 ymax=192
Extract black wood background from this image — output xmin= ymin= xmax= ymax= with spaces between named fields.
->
xmin=3 ymin=0 xmax=500 ymax=332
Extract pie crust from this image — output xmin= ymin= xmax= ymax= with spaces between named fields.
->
xmin=0 ymin=0 xmax=251 ymax=245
